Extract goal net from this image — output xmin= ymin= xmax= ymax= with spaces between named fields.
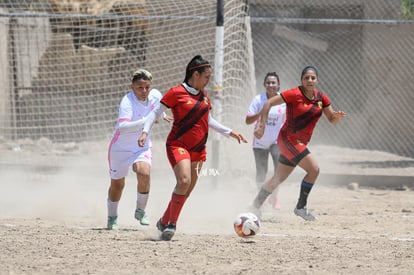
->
xmin=0 ymin=0 xmax=254 ymax=146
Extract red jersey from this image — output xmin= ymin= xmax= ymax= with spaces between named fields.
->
xmin=161 ymin=84 xmax=211 ymax=152
xmin=279 ymin=86 xmax=330 ymax=145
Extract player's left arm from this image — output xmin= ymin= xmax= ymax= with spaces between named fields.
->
xmin=323 ymin=105 xmax=346 ymax=126
xmin=208 ymin=113 xmax=248 ymax=144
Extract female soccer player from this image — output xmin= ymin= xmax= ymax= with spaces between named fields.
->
xmin=106 ymin=69 xmax=171 ymax=230
xmin=138 ymin=55 xmax=248 ymax=240
xmin=250 ymin=66 xmax=346 ymax=221
xmin=245 ymin=72 xmax=286 ymax=210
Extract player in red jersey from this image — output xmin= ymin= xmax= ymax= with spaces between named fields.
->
xmin=250 ymin=66 xmax=346 ymax=221
xmin=138 ymin=55 xmax=247 ymax=240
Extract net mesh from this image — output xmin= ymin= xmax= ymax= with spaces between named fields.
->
xmin=0 ymin=0 xmax=413 ymax=170
xmin=0 ymin=0 xmax=254 ymax=144
xmin=249 ymin=0 xmax=414 ymax=158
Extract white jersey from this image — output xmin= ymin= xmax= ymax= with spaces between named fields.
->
xmin=247 ymin=92 xmax=286 ymax=149
xmin=110 ymin=89 xmax=162 ymax=150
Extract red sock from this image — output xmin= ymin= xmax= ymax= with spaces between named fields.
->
xmin=161 ymin=193 xmax=186 ymax=225
xmin=160 ymin=200 xmax=172 ymax=225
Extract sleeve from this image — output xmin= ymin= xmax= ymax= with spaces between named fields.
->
xmin=320 ymin=92 xmax=331 ymax=108
xmin=280 ymin=88 xmax=295 ymax=104
xmin=118 ymin=95 xmax=133 ymax=121
xmin=160 ymin=87 xmax=177 ymax=108
xmin=118 ymin=118 xmax=146 ymax=134
xmin=150 ymin=88 xmax=163 ymax=101
xmin=246 ymin=95 xmax=261 ymax=116
xmin=117 ymin=94 xmax=147 ymax=134
xmin=142 ymin=103 xmax=168 ymax=133
xmin=208 ymin=113 xmax=231 ymax=137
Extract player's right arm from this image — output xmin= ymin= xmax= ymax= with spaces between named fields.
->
xmin=254 ymin=95 xmax=284 ymax=139
xmin=245 ymin=95 xmax=261 ymax=125
xmin=138 ymin=103 xmax=168 ymax=147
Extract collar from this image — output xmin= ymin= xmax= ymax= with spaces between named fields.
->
xmin=182 ymin=82 xmax=200 ymax=95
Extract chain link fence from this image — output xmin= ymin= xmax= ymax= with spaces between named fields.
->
xmin=0 ymin=0 xmax=413 ymax=163
xmin=249 ymin=0 xmax=414 ymax=158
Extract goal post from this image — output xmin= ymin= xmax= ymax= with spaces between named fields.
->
xmin=211 ymin=0 xmax=224 ymax=186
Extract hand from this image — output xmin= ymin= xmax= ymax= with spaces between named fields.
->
xmin=163 ymin=114 xmax=173 ymax=123
xmin=230 ymin=131 xmax=248 ymax=144
xmin=333 ymin=110 xmax=346 ymax=119
xmin=254 ymin=124 xmax=265 ymax=139
xmin=138 ymin=132 xmax=148 ymax=147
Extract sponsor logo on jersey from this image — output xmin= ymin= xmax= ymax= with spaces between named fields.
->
xmin=186 ymin=100 xmax=193 ymax=104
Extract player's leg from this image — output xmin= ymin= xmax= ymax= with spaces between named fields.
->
xmin=253 ymin=148 xmax=269 ymax=190
xmin=185 ymin=160 xmax=203 ymax=198
xmin=268 ymin=144 xmax=281 ymax=209
xmin=133 ymin=160 xmax=151 ymax=225
xmin=158 ymin=146 xmax=191 ymax=240
xmin=251 ymin=160 xmax=295 ymax=216
xmin=107 ymin=147 xmax=130 ymax=230
xmin=107 ymin=177 xmax=125 ymax=230
xmin=294 ymin=153 xmax=319 ymax=221
xmin=158 ymin=158 xmax=191 ymax=240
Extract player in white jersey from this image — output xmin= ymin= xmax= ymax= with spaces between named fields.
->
xmin=246 ymin=72 xmax=286 ymax=210
xmin=106 ymin=69 xmax=172 ymax=230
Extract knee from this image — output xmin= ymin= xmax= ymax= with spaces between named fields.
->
xmin=110 ymin=179 xmax=125 ymax=192
xmin=137 ymin=170 xmax=150 ymax=181
xmin=176 ymin=174 xmax=191 ymax=188
xmin=308 ymin=166 xmax=320 ymax=180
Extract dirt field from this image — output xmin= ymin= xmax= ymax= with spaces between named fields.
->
xmin=1 ymin=140 xmax=413 ymax=274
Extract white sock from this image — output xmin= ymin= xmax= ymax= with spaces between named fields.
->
xmin=136 ymin=192 xmax=149 ymax=211
xmin=107 ymin=198 xmax=119 ymax=217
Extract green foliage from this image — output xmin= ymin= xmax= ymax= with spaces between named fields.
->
xmin=401 ymin=0 xmax=414 ymax=19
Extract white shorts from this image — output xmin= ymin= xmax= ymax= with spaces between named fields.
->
xmin=108 ymin=144 xmax=152 ymax=180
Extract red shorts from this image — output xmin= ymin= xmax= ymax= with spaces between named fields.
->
xmin=166 ymin=145 xmax=207 ymax=168
xmin=277 ymin=133 xmax=310 ymax=167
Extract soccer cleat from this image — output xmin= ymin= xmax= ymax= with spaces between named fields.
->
xmin=156 ymin=219 xmax=167 ymax=236
xmin=135 ymin=209 xmax=150 ymax=226
xmin=161 ymin=224 xmax=176 ymax=241
xmin=294 ymin=207 xmax=316 ymax=221
xmin=107 ymin=216 xmax=119 ymax=230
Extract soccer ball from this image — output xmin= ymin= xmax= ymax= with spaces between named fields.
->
xmin=233 ymin=212 xmax=260 ymax=238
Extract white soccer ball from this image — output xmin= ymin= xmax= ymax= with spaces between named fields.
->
xmin=233 ymin=212 xmax=260 ymax=238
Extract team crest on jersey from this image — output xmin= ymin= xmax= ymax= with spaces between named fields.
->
xmin=303 ymin=102 xmax=308 ymax=107
xmin=317 ymin=101 xmax=323 ymax=108
xmin=204 ymin=97 xmax=209 ymax=105
xmin=186 ymin=100 xmax=193 ymax=105
xmin=297 ymin=139 xmax=304 ymax=146
xmin=178 ymin=147 xmax=185 ymax=155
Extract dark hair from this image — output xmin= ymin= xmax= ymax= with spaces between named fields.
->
xmin=131 ymin=69 xmax=152 ymax=83
xmin=301 ymin=66 xmax=318 ymax=78
xmin=184 ymin=55 xmax=211 ymax=82
xmin=263 ymin=72 xmax=280 ymax=86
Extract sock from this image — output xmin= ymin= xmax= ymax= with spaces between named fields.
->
xmin=160 ymin=200 xmax=172 ymax=226
xmin=161 ymin=193 xmax=186 ymax=225
xmin=136 ymin=192 xmax=149 ymax=211
xmin=253 ymin=187 xmax=272 ymax=209
xmin=107 ymin=198 xmax=119 ymax=217
xmin=296 ymin=180 xmax=314 ymax=209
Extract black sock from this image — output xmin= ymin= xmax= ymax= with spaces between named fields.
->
xmin=253 ymin=187 xmax=272 ymax=208
xmin=296 ymin=180 xmax=314 ymax=209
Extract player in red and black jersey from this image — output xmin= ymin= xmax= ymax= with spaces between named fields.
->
xmin=251 ymin=66 xmax=346 ymax=221
xmin=139 ymin=55 xmax=247 ymax=240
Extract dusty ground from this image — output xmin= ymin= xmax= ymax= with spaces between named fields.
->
xmin=0 ymin=140 xmax=413 ymax=274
